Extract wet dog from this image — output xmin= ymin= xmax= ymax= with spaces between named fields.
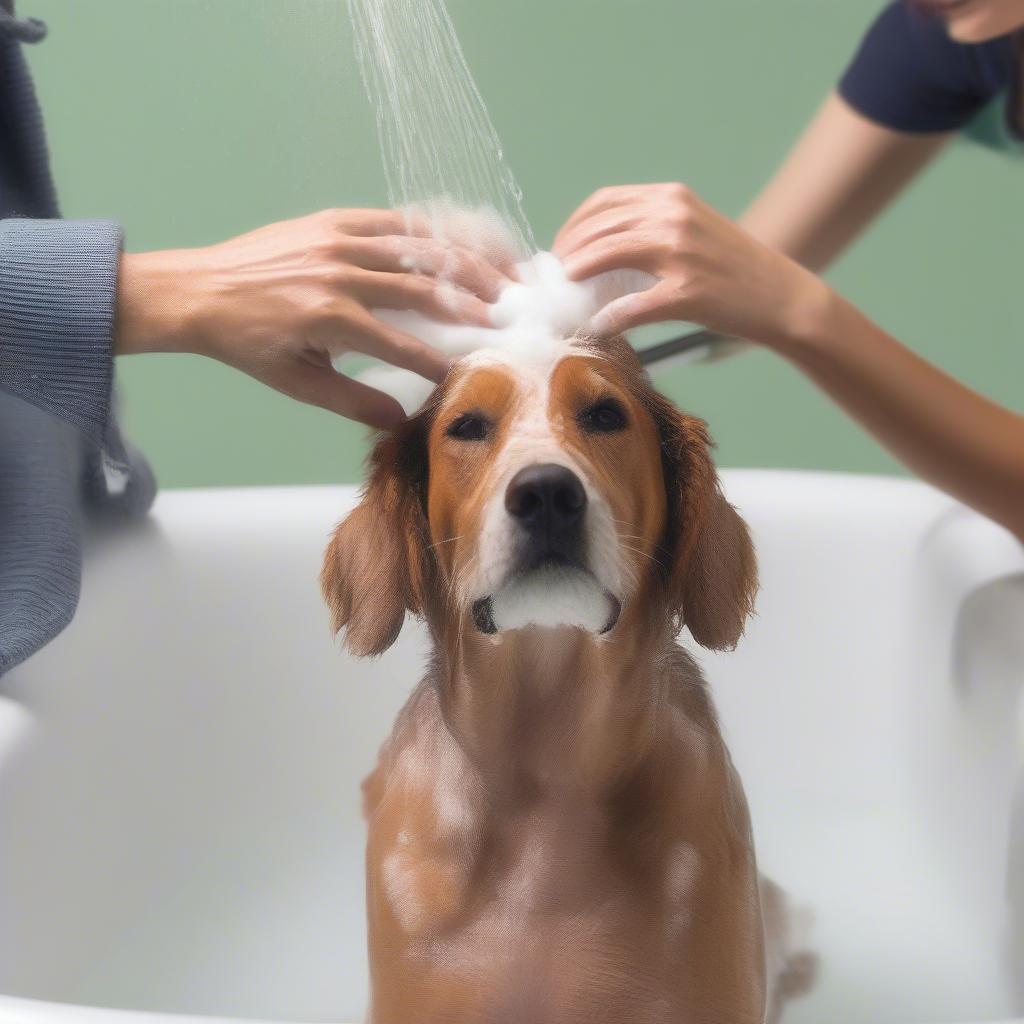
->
xmin=322 ymin=334 xmax=813 ymax=1023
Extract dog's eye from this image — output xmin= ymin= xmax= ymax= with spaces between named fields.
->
xmin=447 ymin=413 xmax=490 ymax=441
xmin=578 ymin=399 xmax=628 ymax=434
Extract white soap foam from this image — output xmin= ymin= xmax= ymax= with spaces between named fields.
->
xmin=333 ymin=240 xmax=656 ymax=414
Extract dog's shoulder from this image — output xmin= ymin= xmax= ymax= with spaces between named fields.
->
xmin=361 ymin=674 xmax=443 ymax=820
xmin=658 ymin=640 xmax=732 ymax=776
xmin=661 ymin=641 xmax=716 ymax=716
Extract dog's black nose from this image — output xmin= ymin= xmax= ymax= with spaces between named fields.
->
xmin=505 ymin=464 xmax=587 ymax=539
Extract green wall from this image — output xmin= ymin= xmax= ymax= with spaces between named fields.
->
xmin=26 ymin=0 xmax=1022 ymax=488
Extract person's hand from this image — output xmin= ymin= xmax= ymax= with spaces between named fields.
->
xmin=553 ymin=183 xmax=830 ymax=348
xmin=115 ymin=209 xmax=513 ymax=428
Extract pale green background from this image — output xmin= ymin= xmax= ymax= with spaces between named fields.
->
xmin=25 ymin=0 xmax=1022 ymax=488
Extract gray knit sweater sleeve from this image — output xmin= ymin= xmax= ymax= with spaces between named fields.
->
xmin=0 ymin=217 xmax=124 ymax=460
xmin=0 ymin=6 xmax=156 ymax=679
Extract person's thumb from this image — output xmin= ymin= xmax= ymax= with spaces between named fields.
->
xmin=277 ymin=362 xmax=405 ymax=429
xmin=587 ymin=281 xmax=679 ymax=336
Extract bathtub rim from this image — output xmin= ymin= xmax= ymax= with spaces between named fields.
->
xmin=3 ymin=470 xmax=1021 ymax=1024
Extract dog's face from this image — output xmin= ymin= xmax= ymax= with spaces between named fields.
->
xmin=423 ymin=340 xmax=669 ymax=637
xmin=322 ymin=336 xmax=756 ymax=656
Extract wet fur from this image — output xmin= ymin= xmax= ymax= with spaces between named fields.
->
xmin=322 ymin=336 xmax=812 ymax=1023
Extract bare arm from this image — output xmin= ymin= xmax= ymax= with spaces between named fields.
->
xmin=114 ymin=209 xmax=511 ymax=428
xmin=736 ymin=95 xmax=1024 ymax=532
xmin=779 ymin=292 xmax=1024 ymax=539
xmin=555 ymin=185 xmax=1024 ymax=543
xmin=739 ymin=92 xmax=951 ymax=271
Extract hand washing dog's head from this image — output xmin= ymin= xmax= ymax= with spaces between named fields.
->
xmin=321 ymin=334 xmax=756 ymax=656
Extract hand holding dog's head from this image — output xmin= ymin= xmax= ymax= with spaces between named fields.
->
xmin=321 ymin=335 xmax=756 ymax=656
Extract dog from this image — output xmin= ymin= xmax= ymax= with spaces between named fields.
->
xmin=322 ymin=332 xmax=814 ymax=1023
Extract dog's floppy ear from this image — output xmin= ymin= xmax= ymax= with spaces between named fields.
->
xmin=320 ymin=419 xmax=432 ymax=658
xmin=651 ymin=396 xmax=758 ymax=651
xmin=677 ymin=483 xmax=757 ymax=651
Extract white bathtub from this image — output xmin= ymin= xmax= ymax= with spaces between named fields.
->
xmin=1 ymin=471 xmax=1022 ymax=1024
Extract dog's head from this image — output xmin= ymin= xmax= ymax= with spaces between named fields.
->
xmin=321 ymin=335 xmax=756 ymax=656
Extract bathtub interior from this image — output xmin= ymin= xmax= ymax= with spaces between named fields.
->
xmin=0 ymin=473 xmax=1022 ymax=1024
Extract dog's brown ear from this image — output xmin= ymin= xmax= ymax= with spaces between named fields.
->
xmin=651 ymin=396 xmax=758 ymax=651
xmin=677 ymin=485 xmax=757 ymax=651
xmin=320 ymin=422 xmax=431 ymax=658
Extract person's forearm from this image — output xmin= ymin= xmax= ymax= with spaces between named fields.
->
xmin=739 ymin=93 xmax=949 ymax=272
xmin=776 ymin=288 xmax=1024 ymax=540
xmin=114 ymin=249 xmax=205 ymax=356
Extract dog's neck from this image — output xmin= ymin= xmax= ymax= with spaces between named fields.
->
xmin=431 ymin=604 xmax=678 ymax=801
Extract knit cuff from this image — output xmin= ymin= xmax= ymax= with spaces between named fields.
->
xmin=0 ymin=217 xmax=123 ymax=456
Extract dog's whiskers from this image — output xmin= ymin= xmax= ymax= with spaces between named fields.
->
xmin=428 ymin=534 xmax=464 ymax=553
xmin=611 ymin=516 xmax=641 ymax=531
xmin=446 ymin=553 xmax=478 ymax=620
xmin=619 ymin=543 xmax=658 ymax=565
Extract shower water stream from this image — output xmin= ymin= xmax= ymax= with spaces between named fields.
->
xmin=348 ymin=0 xmax=537 ymax=259
xmin=343 ymin=0 xmax=656 ymax=411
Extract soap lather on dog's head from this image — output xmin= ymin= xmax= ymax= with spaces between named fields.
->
xmin=321 ymin=333 xmax=757 ymax=657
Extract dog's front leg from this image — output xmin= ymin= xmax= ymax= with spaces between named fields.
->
xmin=363 ymin=714 xmax=488 ymax=1024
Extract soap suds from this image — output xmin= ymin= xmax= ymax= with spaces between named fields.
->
xmin=333 ymin=208 xmax=656 ymax=414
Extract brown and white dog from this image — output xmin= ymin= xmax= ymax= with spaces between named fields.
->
xmin=322 ymin=333 xmax=812 ymax=1023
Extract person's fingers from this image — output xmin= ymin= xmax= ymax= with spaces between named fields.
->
xmin=560 ymin=230 xmax=665 ymax=282
xmin=321 ymin=208 xmax=430 ymax=239
xmin=554 ymin=185 xmax=645 ymax=247
xmin=454 ymin=238 xmax=519 ymax=282
xmin=324 ymin=207 xmax=438 ymax=240
xmin=275 ymin=361 xmax=407 ymax=428
xmin=587 ymin=281 xmax=681 ymax=336
xmin=350 ymin=270 xmax=493 ymax=326
xmin=411 ymin=238 xmax=517 ymax=294
xmin=554 ymin=182 xmax=698 ymax=255
xmin=319 ymin=208 xmax=403 ymax=237
xmin=552 ymin=204 xmax=656 ymax=261
xmin=343 ymin=312 xmax=452 ymax=383
xmin=345 ymin=237 xmax=510 ymax=302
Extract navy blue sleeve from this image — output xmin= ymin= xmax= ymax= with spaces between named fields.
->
xmin=838 ymin=2 xmax=1001 ymax=133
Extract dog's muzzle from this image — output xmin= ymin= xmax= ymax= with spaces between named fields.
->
xmin=471 ymin=463 xmax=621 ymax=636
